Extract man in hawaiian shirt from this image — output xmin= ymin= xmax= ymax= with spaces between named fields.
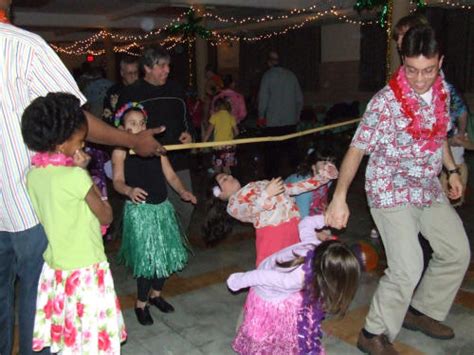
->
xmin=326 ymin=25 xmax=470 ymax=355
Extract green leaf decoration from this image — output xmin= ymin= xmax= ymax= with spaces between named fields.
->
xmin=169 ymin=9 xmax=211 ymax=40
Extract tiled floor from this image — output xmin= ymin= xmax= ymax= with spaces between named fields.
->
xmin=12 ymin=150 xmax=474 ymax=354
xmin=110 ymin=152 xmax=474 ymax=355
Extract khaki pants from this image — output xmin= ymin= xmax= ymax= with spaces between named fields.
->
xmin=365 ymin=202 xmax=470 ymax=341
xmin=439 ymin=162 xmax=468 ymax=206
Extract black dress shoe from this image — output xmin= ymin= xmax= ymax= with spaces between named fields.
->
xmin=135 ymin=306 xmax=154 ymax=325
xmin=149 ymin=296 xmax=175 ymax=313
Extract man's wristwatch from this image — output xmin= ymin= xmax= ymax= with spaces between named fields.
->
xmin=446 ymin=167 xmax=461 ymax=176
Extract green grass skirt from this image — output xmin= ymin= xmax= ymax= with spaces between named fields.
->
xmin=118 ymin=199 xmax=188 ymax=278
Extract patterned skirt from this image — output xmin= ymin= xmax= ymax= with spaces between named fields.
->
xmin=233 ymin=290 xmax=301 ymax=355
xmin=212 ymin=146 xmax=237 ymax=169
xmin=233 ymin=290 xmax=326 ymax=355
xmin=118 ymin=199 xmax=188 ymax=278
xmin=33 ymin=261 xmax=126 ymax=354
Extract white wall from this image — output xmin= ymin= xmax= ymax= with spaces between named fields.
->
xmin=321 ymin=23 xmax=360 ymax=63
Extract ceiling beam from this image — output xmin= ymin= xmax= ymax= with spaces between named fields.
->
xmin=180 ymin=0 xmax=355 ymax=11
xmin=13 ymin=11 xmax=174 ymax=29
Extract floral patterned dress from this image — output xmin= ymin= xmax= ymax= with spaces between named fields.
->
xmin=33 ymin=261 xmax=126 ymax=354
xmin=227 ymin=176 xmax=331 ymax=265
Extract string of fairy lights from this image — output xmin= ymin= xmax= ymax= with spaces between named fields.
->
xmin=49 ymin=1 xmax=472 ymax=56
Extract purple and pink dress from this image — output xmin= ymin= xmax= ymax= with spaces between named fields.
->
xmin=227 ymin=215 xmax=327 ymax=355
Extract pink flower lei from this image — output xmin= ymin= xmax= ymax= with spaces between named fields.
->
xmin=31 ymin=152 xmax=74 ymax=167
xmin=389 ymin=67 xmax=449 ymax=152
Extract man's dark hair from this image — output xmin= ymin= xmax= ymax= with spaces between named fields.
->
xmin=392 ymin=13 xmax=429 ymax=41
xmin=21 ymin=93 xmax=86 ymax=152
xmin=401 ymin=25 xmax=440 ymax=59
xmin=140 ymin=45 xmax=170 ymax=71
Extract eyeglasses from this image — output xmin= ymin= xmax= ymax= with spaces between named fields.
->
xmin=404 ymin=65 xmax=439 ymax=78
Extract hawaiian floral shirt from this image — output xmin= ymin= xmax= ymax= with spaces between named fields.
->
xmin=227 ymin=177 xmax=329 ymax=229
xmin=351 ymin=82 xmax=450 ymax=209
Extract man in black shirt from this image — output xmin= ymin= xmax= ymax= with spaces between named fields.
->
xmin=117 ymin=46 xmax=195 ymax=232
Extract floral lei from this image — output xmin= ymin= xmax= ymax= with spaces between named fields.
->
xmin=297 ymin=248 xmax=325 ymax=355
xmin=0 ymin=9 xmax=9 ymax=23
xmin=114 ymin=102 xmax=148 ymax=127
xmin=31 ymin=152 xmax=74 ymax=167
xmin=389 ymin=67 xmax=449 ymax=152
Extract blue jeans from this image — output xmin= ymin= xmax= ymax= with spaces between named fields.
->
xmin=0 ymin=224 xmax=50 ymax=355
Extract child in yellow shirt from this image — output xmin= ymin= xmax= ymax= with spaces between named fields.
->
xmin=204 ymin=97 xmax=239 ymax=174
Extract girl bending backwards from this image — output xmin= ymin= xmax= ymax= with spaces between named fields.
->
xmin=213 ymin=161 xmax=338 ymax=266
xmin=112 ymin=102 xmax=197 ymax=326
xmin=227 ymin=215 xmax=360 ymax=354
xmin=22 ymin=93 xmax=126 ymax=354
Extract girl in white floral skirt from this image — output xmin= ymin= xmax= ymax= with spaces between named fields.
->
xmin=22 ymin=93 xmax=126 ymax=354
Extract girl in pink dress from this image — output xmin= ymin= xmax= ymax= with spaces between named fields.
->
xmin=212 ymin=161 xmax=337 ymax=266
xmin=227 ymin=215 xmax=360 ymax=354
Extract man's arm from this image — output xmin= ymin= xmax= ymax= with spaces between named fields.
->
xmin=84 ymin=111 xmax=165 ymax=156
xmin=325 ymin=146 xmax=365 ymax=229
xmin=442 ymin=140 xmax=463 ymax=200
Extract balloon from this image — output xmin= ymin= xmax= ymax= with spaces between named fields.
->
xmin=351 ymin=240 xmax=379 ymax=272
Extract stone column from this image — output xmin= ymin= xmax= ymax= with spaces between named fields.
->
xmin=194 ymin=5 xmax=208 ymax=99
xmin=103 ymin=32 xmax=116 ymax=81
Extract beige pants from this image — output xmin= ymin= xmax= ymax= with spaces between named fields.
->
xmin=365 ymin=202 xmax=470 ymax=341
xmin=439 ymin=162 xmax=468 ymax=206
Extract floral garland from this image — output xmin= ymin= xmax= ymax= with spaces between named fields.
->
xmin=31 ymin=152 xmax=74 ymax=167
xmin=114 ymin=102 xmax=148 ymax=127
xmin=297 ymin=248 xmax=325 ymax=355
xmin=0 ymin=9 xmax=9 ymax=23
xmin=389 ymin=67 xmax=449 ymax=152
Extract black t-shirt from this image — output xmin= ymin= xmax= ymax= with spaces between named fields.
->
xmin=124 ymin=154 xmax=167 ymax=204
xmin=118 ymin=79 xmax=194 ymax=171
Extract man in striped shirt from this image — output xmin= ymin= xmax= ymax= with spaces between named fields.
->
xmin=0 ymin=2 xmax=165 ymax=354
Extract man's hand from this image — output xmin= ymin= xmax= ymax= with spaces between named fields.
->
xmin=265 ymin=177 xmax=285 ymax=197
xmin=179 ymin=131 xmax=192 ymax=144
xmin=447 ymin=172 xmax=463 ymax=200
xmin=133 ymin=126 xmax=166 ymax=157
xmin=325 ymin=197 xmax=350 ymax=229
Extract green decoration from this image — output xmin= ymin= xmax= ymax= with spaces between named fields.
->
xmin=168 ymin=8 xmax=212 ymax=88
xmin=354 ymin=0 xmax=426 ymax=28
xmin=168 ymin=9 xmax=212 ymax=40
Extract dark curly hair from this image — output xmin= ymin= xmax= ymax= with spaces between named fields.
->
xmin=21 ymin=92 xmax=86 ymax=152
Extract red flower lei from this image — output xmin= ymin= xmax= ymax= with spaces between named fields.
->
xmin=0 ymin=9 xmax=10 ymax=23
xmin=389 ymin=67 xmax=449 ymax=152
